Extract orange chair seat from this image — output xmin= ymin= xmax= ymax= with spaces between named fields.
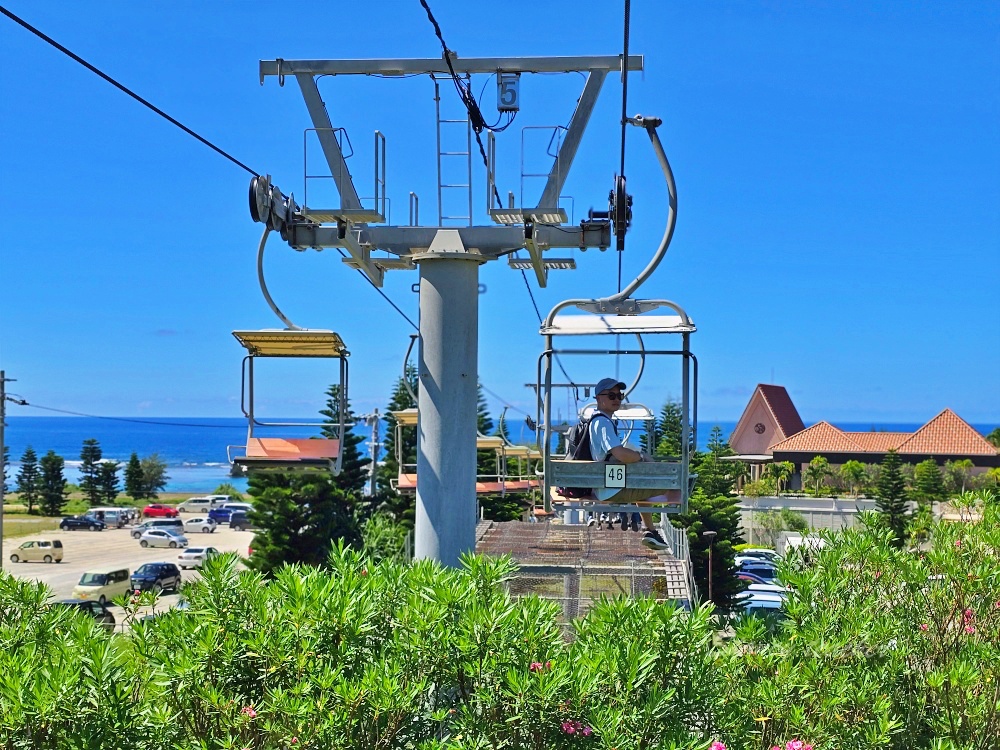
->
xmin=245 ymin=438 xmax=340 ymax=460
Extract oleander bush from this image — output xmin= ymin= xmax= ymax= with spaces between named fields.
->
xmin=0 ymin=491 xmax=996 ymax=750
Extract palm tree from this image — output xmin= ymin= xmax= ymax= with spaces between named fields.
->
xmin=803 ymin=456 xmax=832 ymax=496
xmin=765 ymin=461 xmax=794 ymax=495
xmin=840 ymin=460 xmax=867 ymax=498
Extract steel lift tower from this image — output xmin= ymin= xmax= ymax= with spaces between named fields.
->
xmin=250 ymin=54 xmax=650 ymax=566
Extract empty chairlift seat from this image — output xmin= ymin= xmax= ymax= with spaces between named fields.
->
xmin=229 ymin=329 xmax=349 ymax=474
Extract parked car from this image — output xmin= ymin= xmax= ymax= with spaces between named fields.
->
xmin=131 ymin=518 xmax=184 ymax=539
xmin=177 ymin=547 xmax=220 ymax=569
xmin=130 ymin=562 xmax=182 ymax=593
xmin=746 ymin=583 xmax=790 ymax=596
xmin=737 ymin=560 xmax=779 ymax=583
xmin=9 ymin=539 xmax=63 ymax=563
xmin=72 ymin=566 xmax=131 ymax=605
xmin=229 ymin=511 xmax=257 ymax=532
xmin=138 ymin=529 xmax=189 ymax=549
xmin=60 ymin=515 xmax=105 ymax=532
xmin=54 ymin=599 xmax=115 ymax=631
xmin=736 ymin=590 xmax=787 ymax=616
xmin=208 ymin=506 xmax=236 ymax=523
xmin=736 ymin=571 xmax=770 ymax=585
xmin=735 ymin=548 xmax=782 ymax=564
xmin=183 ymin=517 xmax=218 ymax=534
xmin=177 ymin=495 xmax=233 ymax=512
xmin=142 ymin=504 xmax=179 ymax=518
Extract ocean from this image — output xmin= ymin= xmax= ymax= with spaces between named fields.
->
xmin=3 ymin=416 xmax=993 ymax=494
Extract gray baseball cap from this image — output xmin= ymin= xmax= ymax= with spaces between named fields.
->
xmin=594 ymin=377 xmax=626 ymax=396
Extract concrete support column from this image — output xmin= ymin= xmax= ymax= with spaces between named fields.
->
xmin=412 ymin=231 xmax=483 ymax=566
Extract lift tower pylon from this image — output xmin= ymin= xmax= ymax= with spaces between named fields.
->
xmin=253 ymin=54 xmax=642 ymax=566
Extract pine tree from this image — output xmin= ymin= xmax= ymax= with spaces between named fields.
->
xmin=876 ymin=449 xmax=908 ymax=546
xmin=140 ymin=454 xmax=169 ymax=499
xmin=912 ymin=459 xmax=946 ymax=507
xmin=319 ymin=384 xmax=370 ymax=501
xmin=79 ymin=438 xmax=103 ymax=506
xmin=670 ymin=490 xmax=746 ymax=609
xmin=98 ymin=460 xmax=120 ymax=504
xmin=124 ymin=453 xmax=145 ymax=500
xmin=476 ymin=382 xmax=497 ymax=477
xmin=654 ymin=399 xmax=683 ymax=458
xmin=15 ymin=446 xmax=41 ymax=514
xmin=692 ymin=426 xmax=738 ymax=498
xmin=246 ymin=471 xmax=361 ymax=576
xmin=38 ymin=450 xmax=68 ymax=516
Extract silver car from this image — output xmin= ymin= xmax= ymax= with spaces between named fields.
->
xmin=138 ymin=529 xmax=189 ymax=549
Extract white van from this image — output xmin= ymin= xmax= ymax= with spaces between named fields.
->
xmin=72 ymin=566 xmax=132 ymax=605
xmin=90 ymin=508 xmax=127 ymax=528
xmin=177 ymin=495 xmax=233 ymax=513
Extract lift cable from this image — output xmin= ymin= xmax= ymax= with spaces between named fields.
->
xmin=0 ymin=5 xmax=260 ymax=179
xmin=0 ymin=3 xmax=546 ymax=427
xmin=0 ymin=7 xmax=422 ymax=337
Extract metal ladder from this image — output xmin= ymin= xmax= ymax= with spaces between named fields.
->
xmin=433 ymin=75 xmax=473 ymax=226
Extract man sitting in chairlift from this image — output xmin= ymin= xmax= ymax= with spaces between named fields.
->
xmin=588 ymin=377 xmax=671 ymax=551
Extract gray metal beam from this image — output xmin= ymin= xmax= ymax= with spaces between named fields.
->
xmin=537 ymin=70 xmax=607 ymax=210
xmin=287 ymin=223 xmax=611 ymax=256
xmin=263 ymin=55 xmax=643 ymax=79
xmin=294 ymin=74 xmax=363 ymax=211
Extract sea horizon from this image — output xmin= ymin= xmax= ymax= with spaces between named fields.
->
xmin=3 ymin=415 xmax=995 ymax=495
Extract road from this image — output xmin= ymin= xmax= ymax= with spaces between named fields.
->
xmin=2 ymin=523 xmax=254 ymax=626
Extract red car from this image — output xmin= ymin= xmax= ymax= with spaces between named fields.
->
xmin=142 ymin=503 xmax=179 ymax=518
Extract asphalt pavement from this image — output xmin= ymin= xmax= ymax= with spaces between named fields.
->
xmin=2 ymin=523 xmax=254 ymax=627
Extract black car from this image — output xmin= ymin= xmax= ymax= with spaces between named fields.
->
xmin=59 ymin=515 xmax=106 ymax=531
xmin=55 ymin=599 xmax=115 ymax=631
xmin=229 ymin=511 xmax=258 ymax=532
xmin=130 ymin=562 xmax=182 ymax=593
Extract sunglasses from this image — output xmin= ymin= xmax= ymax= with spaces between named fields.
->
xmin=600 ymin=392 xmax=624 ymax=401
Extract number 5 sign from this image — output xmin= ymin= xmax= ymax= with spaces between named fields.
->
xmin=497 ymin=72 xmax=520 ymax=112
xmin=605 ymin=464 xmax=626 ymax=489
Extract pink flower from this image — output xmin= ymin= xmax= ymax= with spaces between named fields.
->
xmin=965 ymin=625 xmax=976 ymax=634
xmin=954 ymin=539 xmax=962 ymax=548
xmin=291 ymin=739 xmax=298 ymax=745
xmin=240 ymin=705 xmax=257 ymax=718
xmin=545 ymin=660 xmax=552 ymax=670
xmin=582 ymin=726 xmax=592 ymax=736
xmin=963 ymin=608 xmax=974 ymax=622
xmin=874 ymin=570 xmax=882 ymax=579
xmin=786 ymin=741 xmax=804 ymax=750
xmin=920 ymin=623 xmax=929 ymax=631
xmin=710 ymin=742 xmax=727 ymax=750
xmin=561 ymin=721 xmax=576 ymax=734
xmin=529 ymin=662 xmax=543 ymax=672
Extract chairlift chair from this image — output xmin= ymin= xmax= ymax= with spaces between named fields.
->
xmin=228 ymin=328 xmax=348 ymax=474
xmin=537 ymin=306 xmax=698 ymax=518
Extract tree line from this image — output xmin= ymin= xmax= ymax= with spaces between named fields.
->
xmin=8 ymin=440 xmax=169 ymax=516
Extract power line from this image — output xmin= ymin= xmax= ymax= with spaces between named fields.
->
xmin=12 ymin=401 xmax=256 ymax=429
xmin=0 ymin=4 xmax=260 ymax=178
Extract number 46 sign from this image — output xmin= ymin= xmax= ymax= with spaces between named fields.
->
xmin=604 ymin=464 xmax=626 ymax=489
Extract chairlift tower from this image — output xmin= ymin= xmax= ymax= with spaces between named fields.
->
xmin=252 ymin=53 xmax=656 ymax=566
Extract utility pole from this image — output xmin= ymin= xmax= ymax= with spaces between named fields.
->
xmin=0 ymin=372 xmax=28 ymax=570
xmin=357 ymin=409 xmax=381 ymax=497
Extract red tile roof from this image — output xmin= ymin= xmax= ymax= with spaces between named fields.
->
xmin=756 ymin=384 xmax=806 ymax=438
xmin=896 ymin=409 xmax=998 ymax=456
xmin=844 ymin=432 xmax=911 ymax=452
xmin=769 ymin=422 xmax=863 ymax=453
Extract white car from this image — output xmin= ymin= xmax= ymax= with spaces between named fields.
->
xmin=183 ymin=517 xmax=218 ymax=534
xmin=138 ymin=529 xmax=189 ymax=549
xmin=177 ymin=546 xmax=220 ymax=569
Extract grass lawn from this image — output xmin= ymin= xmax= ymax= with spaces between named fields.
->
xmin=2 ymin=517 xmax=62 ymax=540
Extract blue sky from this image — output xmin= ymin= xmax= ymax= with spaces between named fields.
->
xmin=1 ymin=1 xmax=997 ymax=428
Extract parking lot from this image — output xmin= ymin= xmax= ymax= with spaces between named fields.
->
xmin=4 ymin=524 xmax=254 ymax=625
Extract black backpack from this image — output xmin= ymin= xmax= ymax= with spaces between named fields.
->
xmin=556 ymin=413 xmax=616 ymax=498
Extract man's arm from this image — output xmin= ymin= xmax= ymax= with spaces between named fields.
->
xmin=609 ymin=445 xmax=642 ymax=464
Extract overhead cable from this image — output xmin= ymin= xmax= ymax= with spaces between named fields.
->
xmin=0 ymin=5 xmax=260 ymax=178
